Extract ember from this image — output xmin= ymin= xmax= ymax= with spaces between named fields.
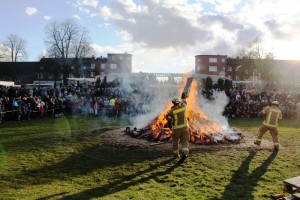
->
xmin=125 ymin=78 xmax=242 ymax=145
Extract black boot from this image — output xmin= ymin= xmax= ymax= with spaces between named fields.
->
xmin=177 ymin=153 xmax=188 ymax=165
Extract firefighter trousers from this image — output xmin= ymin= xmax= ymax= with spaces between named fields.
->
xmin=172 ymin=127 xmax=189 ymax=157
xmin=256 ymin=125 xmax=279 ymax=147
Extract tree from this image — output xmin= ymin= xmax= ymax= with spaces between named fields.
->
xmin=44 ymin=19 xmax=93 ymax=85
xmin=205 ymin=76 xmax=213 ymax=91
xmin=237 ymin=37 xmax=276 ymax=86
xmin=224 ymin=79 xmax=232 ymax=91
xmin=0 ymin=44 xmax=9 ymax=61
xmin=95 ymin=77 xmax=101 ymax=88
xmin=3 ymin=34 xmax=27 ymax=62
xmin=100 ymin=76 xmax=107 ymax=89
xmin=217 ymin=78 xmax=224 ymax=91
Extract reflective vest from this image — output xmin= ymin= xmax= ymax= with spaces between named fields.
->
xmin=171 ymin=107 xmax=188 ymax=129
xmin=263 ymin=108 xmax=281 ymax=128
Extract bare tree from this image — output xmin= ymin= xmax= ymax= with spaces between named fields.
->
xmin=0 ymin=44 xmax=9 ymax=61
xmin=237 ymin=37 xmax=276 ymax=84
xmin=44 ymin=19 xmax=93 ymax=84
xmin=3 ymin=34 xmax=27 ymax=62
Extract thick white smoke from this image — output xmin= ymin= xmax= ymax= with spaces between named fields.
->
xmin=118 ymin=74 xmax=177 ymax=129
xmin=198 ymin=90 xmax=233 ymax=132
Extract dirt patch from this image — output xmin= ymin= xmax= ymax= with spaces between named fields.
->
xmin=96 ymin=127 xmax=277 ymax=152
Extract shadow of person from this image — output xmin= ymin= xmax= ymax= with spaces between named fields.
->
xmin=216 ymin=150 xmax=278 ymax=200
xmin=59 ymin=157 xmax=178 ymax=200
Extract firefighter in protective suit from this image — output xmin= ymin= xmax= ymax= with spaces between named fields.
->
xmin=167 ymin=96 xmax=189 ymax=163
xmin=254 ymin=101 xmax=282 ymax=151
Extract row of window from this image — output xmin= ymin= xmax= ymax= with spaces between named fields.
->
xmin=37 ymin=72 xmax=96 ymax=79
xmin=109 ymin=55 xmax=131 ymax=61
xmin=208 ymin=57 xmax=226 ymax=63
xmin=40 ymin=63 xmax=124 ymax=70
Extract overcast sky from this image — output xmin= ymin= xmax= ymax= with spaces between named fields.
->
xmin=0 ymin=0 xmax=300 ymax=73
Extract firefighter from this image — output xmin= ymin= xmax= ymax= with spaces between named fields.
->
xmin=166 ymin=96 xmax=189 ymax=162
xmin=254 ymin=101 xmax=282 ymax=151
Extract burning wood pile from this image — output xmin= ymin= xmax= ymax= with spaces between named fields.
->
xmin=125 ymin=77 xmax=242 ymax=145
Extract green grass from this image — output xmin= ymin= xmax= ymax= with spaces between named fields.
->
xmin=0 ymin=116 xmax=299 ymax=200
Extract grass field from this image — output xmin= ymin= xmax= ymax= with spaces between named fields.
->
xmin=0 ymin=116 xmax=299 ymax=200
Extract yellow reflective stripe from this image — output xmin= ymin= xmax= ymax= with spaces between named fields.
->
xmin=174 ymin=113 xmax=178 ymax=128
xmin=264 ymin=108 xmax=281 ymax=127
xmin=173 ymin=124 xmax=187 ymax=129
xmin=173 ymin=107 xmax=185 ymax=114
xmin=172 ymin=107 xmax=187 ymax=129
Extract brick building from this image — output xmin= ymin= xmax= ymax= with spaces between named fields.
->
xmin=0 ymin=53 xmax=133 ymax=85
xmin=195 ymin=54 xmax=300 ymax=89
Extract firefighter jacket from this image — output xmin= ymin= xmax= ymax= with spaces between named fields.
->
xmin=167 ymin=103 xmax=188 ymax=130
xmin=262 ymin=106 xmax=282 ymax=128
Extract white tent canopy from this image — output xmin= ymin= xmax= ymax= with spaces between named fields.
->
xmin=0 ymin=81 xmax=15 ymax=86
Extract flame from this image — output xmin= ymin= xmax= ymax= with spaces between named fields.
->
xmin=144 ymin=78 xmax=240 ymax=144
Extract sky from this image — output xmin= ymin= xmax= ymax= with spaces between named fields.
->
xmin=0 ymin=0 xmax=300 ymax=73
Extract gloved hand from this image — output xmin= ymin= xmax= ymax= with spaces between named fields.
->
xmin=181 ymin=93 xmax=186 ymax=100
xmin=167 ymin=121 xmax=173 ymax=130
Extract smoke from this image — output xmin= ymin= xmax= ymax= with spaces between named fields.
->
xmin=117 ymin=73 xmax=177 ymax=129
xmin=198 ymin=90 xmax=232 ymax=132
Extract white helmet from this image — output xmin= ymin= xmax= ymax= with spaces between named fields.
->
xmin=172 ymin=96 xmax=181 ymax=104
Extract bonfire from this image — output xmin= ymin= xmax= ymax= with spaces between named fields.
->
xmin=125 ymin=78 xmax=242 ymax=145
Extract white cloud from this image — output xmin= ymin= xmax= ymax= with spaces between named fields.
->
xmin=43 ymin=15 xmax=52 ymax=20
xmin=25 ymin=7 xmax=38 ymax=16
xmin=97 ymin=22 xmax=111 ymax=28
xmin=74 ymin=0 xmax=300 ymax=73
xmin=76 ymin=0 xmax=99 ymax=8
xmin=73 ymin=14 xmax=82 ymax=20
xmin=73 ymin=0 xmax=99 ymax=14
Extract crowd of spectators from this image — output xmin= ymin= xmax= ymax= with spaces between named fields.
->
xmin=0 ymin=82 xmax=155 ymax=123
xmin=1 ymin=81 xmax=300 ymax=124
xmin=223 ymin=88 xmax=300 ymax=119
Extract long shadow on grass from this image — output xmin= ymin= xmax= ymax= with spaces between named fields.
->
xmin=59 ymin=157 xmax=177 ymax=200
xmin=22 ymin=144 xmax=170 ymax=185
xmin=216 ymin=150 xmax=278 ymax=200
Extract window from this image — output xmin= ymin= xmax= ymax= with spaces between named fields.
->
xmin=110 ymin=64 xmax=117 ymax=69
xmin=221 ymin=66 xmax=225 ymax=71
xmin=101 ymin=64 xmax=105 ymax=69
xmin=91 ymin=64 xmax=95 ymax=69
xmin=209 ymin=58 xmax=217 ymax=63
xmin=37 ymin=73 xmax=43 ymax=79
xmin=221 ymin=58 xmax=226 ymax=62
xmin=197 ymin=66 xmax=201 ymax=72
xmin=119 ymin=56 xmax=123 ymax=60
xmin=40 ymin=66 xmax=44 ymax=70
xmin=90 ymin=72 xmax=95 ymax=77
xmin=111 ymin=56 xmax=116 ymax=61
xmin=235 ymin=76 xmax=239 ymax=80
xmin=71 ymin=66 xmax=75 ymax=70
xmin=228 ymin=75 xmax=232 ymax=80
xmin=228 ymin=66 xmax=232 ymax=71
xmin=209 ymin=66 xmax=217 ymax=72
xmin=235 ymin=67 xmax=239 ymax=71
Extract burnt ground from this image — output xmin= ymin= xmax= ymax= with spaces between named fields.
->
xmin=95 ymin=127 xmax=279 ymax=153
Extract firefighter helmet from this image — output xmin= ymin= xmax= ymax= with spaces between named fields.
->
xmin=172 ymin=96 xmax=181 ymax=104
xmin=272 ymin=101 xmax=279 ymax=106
